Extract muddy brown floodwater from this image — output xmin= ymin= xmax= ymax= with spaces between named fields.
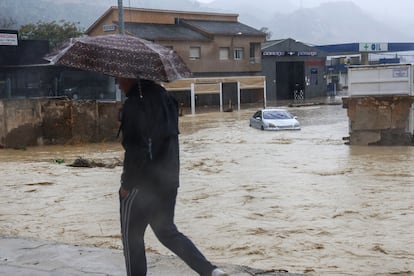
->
xmin=1 ymin=104 xmax=413 ymax=275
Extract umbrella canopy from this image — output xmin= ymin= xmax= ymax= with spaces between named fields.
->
xmin=44 ymin=34 xmax=192 ymax=82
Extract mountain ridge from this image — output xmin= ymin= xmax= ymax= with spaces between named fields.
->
xmin=1 ymin=0 xmax=412 ymax=44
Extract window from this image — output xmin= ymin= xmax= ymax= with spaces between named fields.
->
xmin=234 ymin=47 xmax=244 ymax=60
xmin=219 ymin=47 xmax=230 ymax=60
xmin=249 ymin=43 xmax=260 ymax=63
xmin=249 ymin=44 xmax=256 ymax=58
xmin=253 ymin=111 xmax=261 ymax=119
xmin=189 ymin=47 xmax=200 ymax=60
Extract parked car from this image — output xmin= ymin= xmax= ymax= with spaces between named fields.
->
xmin=249 ymin=108 xmax=301 ymax=130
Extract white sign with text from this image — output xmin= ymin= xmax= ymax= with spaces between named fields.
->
xmin=0 ymin=33 xmax=18 ymax=46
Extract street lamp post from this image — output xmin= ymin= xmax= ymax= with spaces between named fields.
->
xmin=118 ymin=0 xmax=125 ymax=35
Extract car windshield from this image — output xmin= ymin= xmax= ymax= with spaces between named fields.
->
xmin=263 ymin=110 xmax=293 ymax=119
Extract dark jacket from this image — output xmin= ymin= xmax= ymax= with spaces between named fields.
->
xmin=120 ymin=79 xmax=180 ymax=192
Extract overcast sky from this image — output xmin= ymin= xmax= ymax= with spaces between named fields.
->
xmin=197 ymin=0 xmax=413 ymax=19
xmin=196 ymin=0 xmax=414 ymax=36
xmin=304 ymin=0 xmax=412 ymax=18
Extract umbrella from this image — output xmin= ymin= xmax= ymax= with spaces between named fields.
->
xmin=44 ymin=34 xmax=192 ymax=82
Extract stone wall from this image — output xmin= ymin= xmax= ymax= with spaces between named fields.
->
xmin=342 ymin=96 xmax=414 ymax=145
xmin=0 ymin=98 xmax=122 ymax=148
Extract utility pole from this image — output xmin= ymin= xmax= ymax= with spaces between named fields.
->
xmin=118 ymin=0 xmax=125 ymax=35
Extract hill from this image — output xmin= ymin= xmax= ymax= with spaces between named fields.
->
xmin=1 ymin=0 xmax=413 ymax=44
xmin=203 ymin=0 xmax=414 ymax=44
xmin=0 ymin=0 xmax=206 ymax=31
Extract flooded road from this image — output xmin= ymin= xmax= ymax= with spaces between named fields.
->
xmin=1 ymin=103 xmax=413 ymax=275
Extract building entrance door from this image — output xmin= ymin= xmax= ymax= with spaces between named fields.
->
xmin=276 ymin=61 xmax=305 ymax=100
xmin=222 ymin=82 xmax=237 ymax=110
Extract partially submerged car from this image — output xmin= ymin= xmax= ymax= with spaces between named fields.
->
xmin=249 ymin=108 xmax=301 ymax=131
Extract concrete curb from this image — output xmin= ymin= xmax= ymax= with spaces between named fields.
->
xmin=0 ymin=236 xmax=304 ymax=276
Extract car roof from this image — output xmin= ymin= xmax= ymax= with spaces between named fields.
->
xmin=261 ymin=108 xmax=288 ymax=112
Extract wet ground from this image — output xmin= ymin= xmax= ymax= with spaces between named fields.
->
xmin=1 ymin=101 xmax=413 ymax=275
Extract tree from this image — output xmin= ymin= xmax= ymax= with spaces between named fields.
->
xmin=0 ymin=17 xmax=17 ymax=29
xmin=19 ymin=20 xmax=83 ymax=49
xmin=260 ymin=27 xmax=272 ymax=40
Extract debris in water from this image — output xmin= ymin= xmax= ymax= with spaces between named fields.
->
xmin=68 ymin=157 xmax=123 ymax=168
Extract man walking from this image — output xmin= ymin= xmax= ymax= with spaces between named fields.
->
xmin=117 ymin=77 xmax=227 ymax=276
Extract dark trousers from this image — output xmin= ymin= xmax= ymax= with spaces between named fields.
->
xmin=120 ymin=187 xmax=216 ymax=276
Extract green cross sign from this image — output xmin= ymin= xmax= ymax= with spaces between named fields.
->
xmin=359 ymin=42 xmax=388 ymax=52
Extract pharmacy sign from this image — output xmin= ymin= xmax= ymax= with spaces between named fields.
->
xmin=359 ymin=42 xmax=388 ymax=52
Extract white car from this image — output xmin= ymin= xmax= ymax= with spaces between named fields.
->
xmin=249 ymin=108 xmax=301 ymax=131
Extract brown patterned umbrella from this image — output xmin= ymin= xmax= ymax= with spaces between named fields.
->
xmin=45 ymin=34 xmax=192 ymax=82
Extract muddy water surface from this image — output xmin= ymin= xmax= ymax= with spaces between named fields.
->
xmin=1 ymin=104 xmax=413 ymax=275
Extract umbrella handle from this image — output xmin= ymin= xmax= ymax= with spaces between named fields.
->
xmin=147 ymin=138 xmax=152 ymax=161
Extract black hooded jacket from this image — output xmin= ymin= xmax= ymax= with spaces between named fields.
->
xmin=119 ymin=79 xmax=180 ymax=192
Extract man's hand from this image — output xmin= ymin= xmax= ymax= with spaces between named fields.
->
xmin=120 ymin=186 xmax=130 ymax=199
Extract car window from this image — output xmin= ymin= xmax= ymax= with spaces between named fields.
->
xmin=263 ymin=110 xmax=293 ymax=119
xmin=253 ymin=111 xmax=261 ymax=118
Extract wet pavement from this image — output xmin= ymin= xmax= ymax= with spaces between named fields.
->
xmin=0 ymin=236 xmax=303 ymax=276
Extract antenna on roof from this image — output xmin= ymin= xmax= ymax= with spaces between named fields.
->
xmin=118 ymin=0 xmax=125 ymax=34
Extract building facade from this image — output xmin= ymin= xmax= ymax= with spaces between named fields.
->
xmin=86 ymin=7 xmax=267 ymax=109
xmin=262 ymin=38 xmax=328 ymax=102
xmin=86 ymin=7 xmax=265 ymax=77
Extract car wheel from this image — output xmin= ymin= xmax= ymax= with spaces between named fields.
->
xmin=261 ymin=125 xmax=264 ymax=130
